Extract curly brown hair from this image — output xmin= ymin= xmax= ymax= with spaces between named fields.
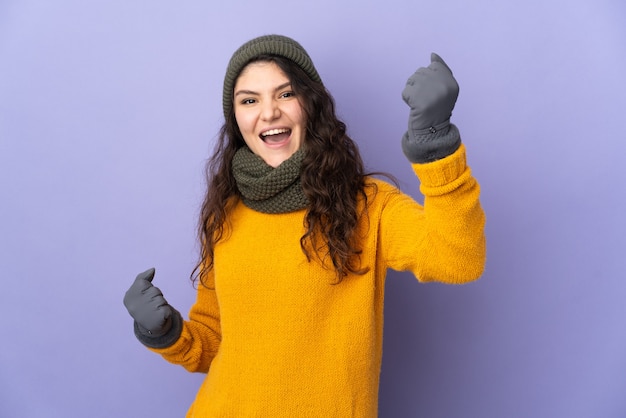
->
xmin=192 ymin=55 xmax=372 ymax=287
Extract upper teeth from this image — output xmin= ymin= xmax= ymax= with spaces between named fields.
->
xmin=261 ymin=128 xmax=289 ymax=137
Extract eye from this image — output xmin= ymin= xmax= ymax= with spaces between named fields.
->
xmin=280 ymin=91 xmax=295 ymax=99
xmin=240 ymin=98 xmax=256 ymax=105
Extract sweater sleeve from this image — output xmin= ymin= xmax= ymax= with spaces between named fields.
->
xmin=378 ymin=143 xmax=486 ymax=283
xmin=147 ymin=268 xmax=222 ymax=373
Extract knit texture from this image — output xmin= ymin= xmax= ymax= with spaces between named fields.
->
xmin=149 ymin=144 xmax=486 ymax=417
xmin=402 ymin=122 xmax=462 ymax=163
xmin=222 ymin=34 xmax=322 ymax=118
xmin=232 ymin=146 xmax=308 ymax=213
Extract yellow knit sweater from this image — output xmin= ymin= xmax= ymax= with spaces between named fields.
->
xmin=151 ymin=144 xmax=486 ymax=417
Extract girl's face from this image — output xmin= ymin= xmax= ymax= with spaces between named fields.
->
xmin=233 ymin=61 xmax=306 ymax=168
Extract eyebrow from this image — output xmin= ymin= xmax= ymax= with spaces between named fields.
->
xmin=234 ymin=81 xmax=292 ymax=97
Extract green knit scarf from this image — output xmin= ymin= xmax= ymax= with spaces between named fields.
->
xmin=232 ymin=147 xmax=309 ymax=214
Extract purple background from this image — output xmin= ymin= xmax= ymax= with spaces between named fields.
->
xmin=2 ymin=1 xmax=625 ymax=417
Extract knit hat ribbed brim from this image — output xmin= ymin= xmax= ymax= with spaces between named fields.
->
xmin=222 ymin=34 xmax=322 ymax=118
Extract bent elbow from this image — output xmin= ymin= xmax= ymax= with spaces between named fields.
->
xmin=418 ymin=238 xmax=486 ymax=284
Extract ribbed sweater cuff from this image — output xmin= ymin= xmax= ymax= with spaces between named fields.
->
xmin=411 ymin=143 xmax=469 ymax=195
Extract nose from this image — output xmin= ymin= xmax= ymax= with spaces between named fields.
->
xmin=260 ymin=99 xmax=280 ymax=121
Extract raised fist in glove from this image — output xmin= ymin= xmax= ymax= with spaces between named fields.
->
xmin=123 ymin=268 xmax=175 ymax=338
xmin=401 ymin=53 xmax=461 ymax=163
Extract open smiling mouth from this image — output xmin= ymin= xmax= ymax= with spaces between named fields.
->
xmin=260 ymin=128 xmax=291 ymax=144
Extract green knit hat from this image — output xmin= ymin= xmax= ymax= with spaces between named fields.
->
xmin=222 ymin=34 xmax=322 ymax=119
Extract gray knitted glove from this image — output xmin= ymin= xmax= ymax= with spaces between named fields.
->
xmin=123 ymin=268 xmax=182 ymax=348
xmin=401 ymin=53 xmax=461 ymax=163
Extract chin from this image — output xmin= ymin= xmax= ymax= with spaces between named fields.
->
xmin=264 ymin=151 xmax=294 ymax=167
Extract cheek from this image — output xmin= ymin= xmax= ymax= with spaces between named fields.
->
xmin=234 ymin=111 xmax=253 ymax=134
xmin=289 ymin=102 xmax=306 ymax=127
